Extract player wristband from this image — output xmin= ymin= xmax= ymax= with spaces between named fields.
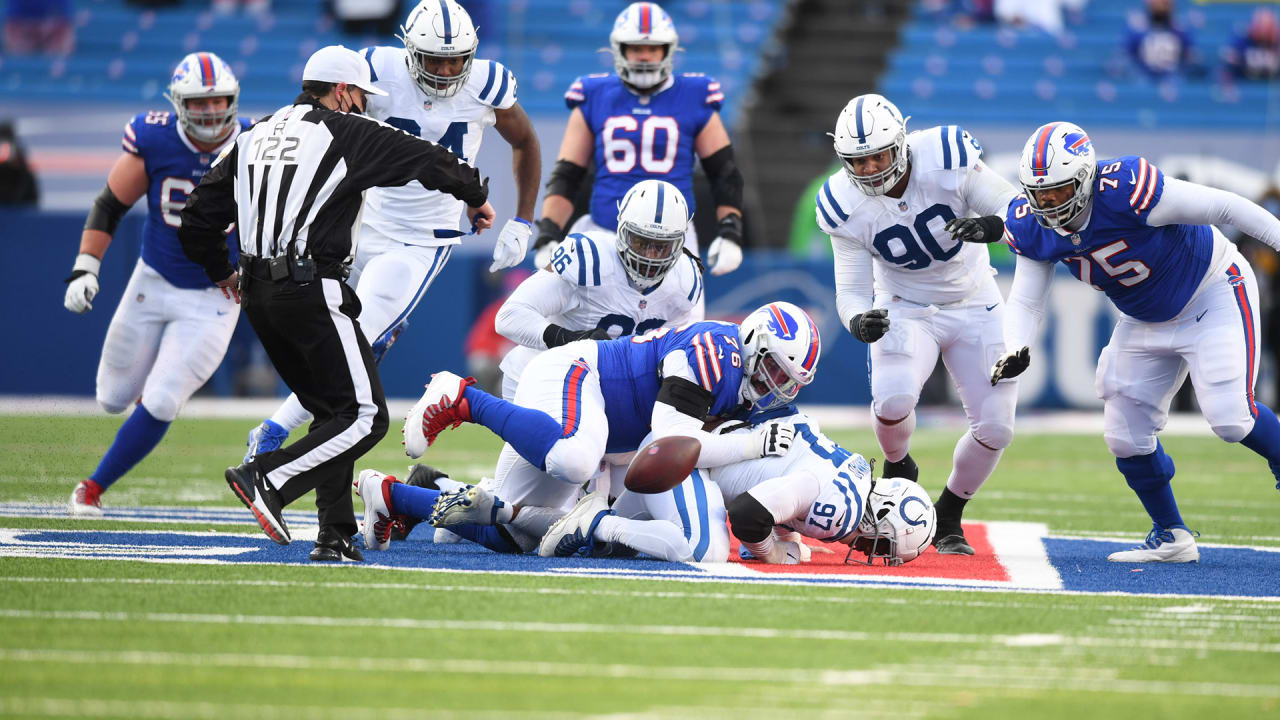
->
xmin=65 ymin=253 xmax=101 ymax=283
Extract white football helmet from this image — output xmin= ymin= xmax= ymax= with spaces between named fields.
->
xmin=610 ymin=2 xmax=679 ymax=90
xmin=1018 ymin=121 xmax=1097 ymax=229
xmin=615 ymin=179 xmax=689 ymax=289
xmin=848 ymin=477 xmax=936 ymax=566
xmin=832 ymin=94 xmax=910 ymax=196
xmin=165 ymin=52 xmax=239 ymax=144
xmin=398 ymin=0 xmax=479 ymax=98
xmin=737 ymin=301 xmax=821 ymax=412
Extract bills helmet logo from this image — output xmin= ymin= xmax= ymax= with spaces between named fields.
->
xmin=765 ymin=305 xmax=798 ymax=340
xmin=172 ymin=62 xmax=190 ymax=83
xmin=1063 ymin=132 xmax=1092 ymax=157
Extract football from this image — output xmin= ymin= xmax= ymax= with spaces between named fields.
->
xmin=623 ymin=435 xmax=702 ymax=494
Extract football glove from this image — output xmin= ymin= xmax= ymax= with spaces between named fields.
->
xmin=532 ymin=218 xmax=563 ymax=269
xmin=64 ymin=253 xmax=101 ymax=314
xmin=990 ymin=346 xmax=1031 ymax=386
xmin=944 ymin=215 xmax=1005 ymax=244
xmin=543 ymin=323 xmax=611 ymax=349
xmin=753 ymin=421 xmax=795 ymax=458
xmin=850 ymin=308 xmax=890 ymax=343
xmin=489 ymin=217 xmax=532 ymax=272
xmin=706 ymin=214 xmax=744 ymax=276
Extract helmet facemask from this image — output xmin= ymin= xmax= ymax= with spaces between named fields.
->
xmin=613 ymin=41 xmax=674 ymax=90
xmin=617 ymin=221 xmax=682 ymax=289
xmin=743 ymin=350 xmax=803 ymax=412
xmin=839 ymin=135 xmax=909 ymax=197
xmin=1022 ymin=170 xmax=1092 ymax=230
xmin=171 ymin=94 xmax=238 ymax=144
xmin=400 ymin=32 xmax=476 ymax=98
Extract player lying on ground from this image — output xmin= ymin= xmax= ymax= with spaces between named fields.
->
xmin=353 ymin=301 xmax=821 ymax=556
xmin=242 ymin=0 xmax=540 ymax=463
xmin=817 ymin=94 xmax=1021 ymax=557
xmin=64 ymin=52 xmax=249 ymax=516
xmin=979 ymin=121 xmax=1280 ymax=563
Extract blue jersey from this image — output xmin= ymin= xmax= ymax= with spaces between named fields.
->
xmin=1004 ymin=156 xmax=1213 ymax=322
xmin=594 ymin=321 xmax=745 ymax=453
xmin=565 ymin=73 xmax=723 ymax=231
xmin=122 ymin=110 xmax=250 ymax=289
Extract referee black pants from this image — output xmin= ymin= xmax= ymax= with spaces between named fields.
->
xmin=242 ymin=273 xmax=388 ymax=537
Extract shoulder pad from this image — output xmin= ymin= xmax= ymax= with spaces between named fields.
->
xmin=815 ymin=171 xmax=859 ymax=234
xmin=565 ymin=73 xmax=615 ymax=109
xmin=124 ymin=111 xmax=174 ymax=155
xmin=551 ymin=232 xmax=606 ymax=287
xmin=1002 ymin=194 xmax=1040 ymax=258
xmin=471 ymin=59 xmax=517 ymax=109
xmin=1096 ymin=155 xmax=1164 ymax=216
xmin=685 ymin=324 xmax=741 ymax=393
xmin=911 ymin=125 xmax=979 ymax=172
xmin=672 ymin=252 xmax=704 ymax=307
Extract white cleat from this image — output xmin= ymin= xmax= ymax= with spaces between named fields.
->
xmin=1107 ymin=525 xmax=1200 ymax=563
xmin=538 ymin=491 xmax=612 ymax=558
xmin=68 ymin=480 xmax=104 ymax=518
xmin=433 ymin=528 xmax=463 ymax=544
xmin=354 ymin=469 xmax=399 ymax=552
xmin=429 ymin=484 xmax=505 ymax=528
xmin=403 ymin=372 xmax=475 ymax=459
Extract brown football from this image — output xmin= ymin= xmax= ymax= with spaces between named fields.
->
xmin=624 ymin=435 xmax=702 ymax=494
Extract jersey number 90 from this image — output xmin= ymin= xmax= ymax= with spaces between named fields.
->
xmin=871 ymin=203 xmax=960 ymax=270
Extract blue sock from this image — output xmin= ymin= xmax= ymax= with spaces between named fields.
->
xmin=1116 ymin=440 xmax=1183 ymax=529
xmin=1240 ymin=402 xmax=1280 ymax=466
xmin=90 ymin=404 xmax=170 ymax=491
xmin=463 ymin=386 xmax=562 ymax=471
xmin=448 ymin=522 xmax=523 ymax=554
xmin=389 ymin=483 xmax=440 ymax=521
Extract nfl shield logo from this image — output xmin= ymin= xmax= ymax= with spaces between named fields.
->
xmin=898 ymin=201 xmax=908 ymax=211
xmin=1070 ymin=234 xmax=1081 ymax=246
xmin=639 ymin=299 xmax=647 ymax=309
xmin=423 ymin=100 xmax=432 ymax=111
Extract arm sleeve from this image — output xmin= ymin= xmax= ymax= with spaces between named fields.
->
xmin=1003 ymin=254 xmax=1055 ymax=351
xmin=650 ymin=401 xmax=761 ymax=467
xmin=960 ymin=160 xmax=1019 ymax=218
xmin=1146 ymin=176 xmax=1280 ymax=250
xmin=832 ymin=236 xmax=875 ymax=330
xmin=493 ymin=270 xmax=578 ymax=350
xmin=178 ymin=143 xmax=239 ymax=284
xmin=328 ymin=114 xmax=487 ymax=206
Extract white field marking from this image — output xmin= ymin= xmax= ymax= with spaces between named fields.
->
xmin=6 ymin=575 xmax=1280 ymax=618
xmin=1159 ymin=604 xmax=1218 ymax=614
xmin=983 ymin=521 xmax=1062 ymax=590
xmin=3 ymin=608 xmax=1279 ymax=654
xmin=2 ymin=650 xmax=1277 ymax=701
xmin=0 ymin=697 xmax=579 ymax=720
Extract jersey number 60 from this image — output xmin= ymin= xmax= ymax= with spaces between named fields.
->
xmin=602 ymin=116 xmax=679 ymax=174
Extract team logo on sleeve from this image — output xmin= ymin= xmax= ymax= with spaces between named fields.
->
xmin=1063 ymin=132 xmax=1092 ymax=157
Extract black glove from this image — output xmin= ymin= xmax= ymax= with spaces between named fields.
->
xmin=850 ymin=309 xmax=890 ymax=343
xmin=532 ymin=218 xmax=564 ymax=251
xmin=944 ymin=215 xmax=1005 ymax=244
xmin=543 ymin=323 xmax=611 ymax=349
xmin=989 ymin=346 xmax=1030 ymax=386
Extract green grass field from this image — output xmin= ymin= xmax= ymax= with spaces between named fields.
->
xmin=2 ymin=414 xmax=1278 ymax=718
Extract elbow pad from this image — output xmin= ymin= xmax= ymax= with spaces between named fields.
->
xmin=727 ymin=493 xmax=774 ymax=543
xmin=655 ymin=376 xmax=714 ymax=420
xmin=84 ymin=185 xmax=132 ymax=235
xmin=545 ymin=159 xmax=587 ymax=200
xmin=700 ymin=145 xmax=744 ymax=210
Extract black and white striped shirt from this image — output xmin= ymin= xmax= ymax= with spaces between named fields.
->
xmin=179 ymin=94 xmax=487 ymax=282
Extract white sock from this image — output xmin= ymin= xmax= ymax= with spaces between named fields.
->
xmin=595 ymin=516 xmax=693 ymax=562
xmin=874 ymin=409 xmax=916 ymax=463
xmin=510 ymin=505 xmax=562 ymax=539
xmin=946 ymin=431 xmax=1004 ymax=498
xmin=269 ymin=394 xmax=313 ymax=433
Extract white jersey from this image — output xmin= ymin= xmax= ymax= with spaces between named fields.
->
xmin=709 ymin=412 xmax=873 ymax=543
xmin=817 ymin=125 xmax=1018 ymax=316
xmin=497 ymin=230 xmax=703 ymax=388
xmin=360 ymin=47 xmax=517 ymax=245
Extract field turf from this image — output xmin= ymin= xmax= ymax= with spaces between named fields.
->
xmin=1 ymin=414 xmax=1278 ymax=718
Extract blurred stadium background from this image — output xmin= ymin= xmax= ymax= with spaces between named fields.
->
xmin=2 ymin=0 xmax=1279 ymax=415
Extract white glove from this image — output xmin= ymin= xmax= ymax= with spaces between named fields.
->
xmin=489 ymin=218 xmax=532 ymax=273
xmin=772 ymin=540 xmax=804 ymax=565
xmin=705 ymin=236 xmax=742 ymax=276
xmin=64 ymin=253 xmax=101 ymax=314
xmin=753 ymin=421 xmax=795 ymax=458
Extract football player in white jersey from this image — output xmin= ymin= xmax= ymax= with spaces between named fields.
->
xmin=815 ymin=94 xmax=1019 ymax=556
xmin=242 ymin=0 xmax=541 ymax=460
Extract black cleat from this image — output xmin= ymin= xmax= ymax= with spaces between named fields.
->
xmin=881 ymin=454 xmax=919 ymax=483
xmin=225 ymin=463 xmax=291 ymax=545
xmin=390 ymin=464 xmax=451 ymax=541
xmin=934 ymin=532 xmax=975 ymax=555
xmin=310 ymin=526 xmax=364 ymax=562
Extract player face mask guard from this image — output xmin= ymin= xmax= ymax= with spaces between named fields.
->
xmin=617 ymin=223 xmax=682 ymax=288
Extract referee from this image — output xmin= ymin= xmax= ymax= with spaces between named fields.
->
xmin=179 ymin=45 xmax=495 ymax=561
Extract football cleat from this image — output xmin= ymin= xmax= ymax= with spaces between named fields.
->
xmin=933 ymin=533 xmax=975 ymax=555
xmin=538 ymin=491 xmax=612 ymax=558
xmin=429 ymin=484 xmax=505 ymax=529
xmin=389 ymin=464 xmax=449 ymax=541
xmin=354 ymin=470 xmax=400 ymax=552
xmin=403 ymin=372 xmax=476 ymax=458
xmin=244 ymin=419 xmax=289 ymax=464
xmin=225 ymin=463 xmax=291 ymax=545
xmin=310 ymin=525 xmax=364 ymax=562
xmin=68 ymin=480 xmax=105 ymax=517
xmin=1107 ymin=524 xmax=1199 ymax=563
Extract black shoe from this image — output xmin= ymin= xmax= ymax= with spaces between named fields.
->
xmin=390 ymin=463 xmax=451 ymax=541
xmin=310 ymin=526 xmax=364 ymax=562
xmin=934 ymin=532 xmax=975 ymax=555
xmin=225 ymin=463 xmax=291 ymax=545
xmin=882 ymin=454 xmax=919 ymax=483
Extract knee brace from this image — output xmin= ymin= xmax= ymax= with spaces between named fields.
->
xmin=1115 ymin=443 xmax=1176 ymax=493
xmin=873 ymin=393 xmax=916 ymax=424
xmin=727 ymin=492 xmax=774 ymax=543
xmin=972 ymin=421 xmax=1014 ymax=451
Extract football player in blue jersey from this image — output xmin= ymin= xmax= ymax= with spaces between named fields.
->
xmin=973 ymin=121 xmax=1280 ymax=562
xmin=530 ymin=1 xmax=745 ymax=289
xmin=63 ymin=52 xmax=251 ymax=516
